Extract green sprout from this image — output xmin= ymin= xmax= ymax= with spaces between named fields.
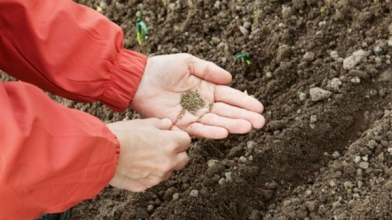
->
xmin=320 ymin=6 xmax=326 ymax=15
xmin=136 ymin=11 xmax=148 ymax=45
xmin=253 ymin=9 xmax=259 ymax=25
xmin=235 ymin=53 xmax=251 ymax=65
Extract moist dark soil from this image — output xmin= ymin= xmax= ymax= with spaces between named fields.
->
xmin=3 ymin=0 xmax=392 ymax=219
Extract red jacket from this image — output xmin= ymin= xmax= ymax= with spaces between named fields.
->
xmin=0 ymin=0 xmax=147 ymax=219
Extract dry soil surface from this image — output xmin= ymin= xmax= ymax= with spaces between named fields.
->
xmin=3 ymin=0 xmax=392 ymax=219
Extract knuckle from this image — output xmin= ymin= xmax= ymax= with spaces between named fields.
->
xmin=160 ymin=160 xmax=175 ymax=173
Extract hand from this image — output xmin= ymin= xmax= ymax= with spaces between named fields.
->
xmin=130 ymin=53 xmax=265 ymax=139
xmin=107 ymin=118 xmax=190 ymax=192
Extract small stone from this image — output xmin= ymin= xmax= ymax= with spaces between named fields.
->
xmin=303 ymin=52 xmax=316 ymax=62
xmin=266 ymin=72 xmax=273 ymax=78
xmin=358 ymin=161 xmax=369 ymax=170
xmin=239 ymin=156 xmax=247 ymax=163
xmin=247 ymin=141 xmax=256 ymax=149
xmin=330 ymin=51 xmax=340 ymax=61
xmin=243 ymin=22 xmax=252 ymax=29
xmin=305 ymin=201 xmax=318 ymax=212
xmin=309 ymin=87 xmax=332 ymax=101
xmin=332 ymin=151 xmax=341 ymax=159
xmin=225 ymin=172 xmax=233 ymax=182
xmin=147 ymin=205 xmax=154 ymax=212
xmin=189 ymin=189 xmax=199 ymax=197
xmin=239 ymin=26 xmax=249 ymax=36
xmin=358 ymin=181 xmax=364 ymax=188
xmin=343 ymin=49 xmax=369 ymax=70
xmin=354 ymin=156 xmax=361 ymax=163
xmin=378 ymin=152 xmax=385 ymax=162
xmin=336 ymin=213 xmax=348 ymax=220
xmin=367 ymin=140 xmax=378 ymax=149
xmin=361 ymin=155 xmax=368 ymax=162
xmin=218 ymin=178 xmax=226 ymax=185
xmin=350 ymin=77 xmax=361 ymax=84
xmin=172 ymin=193 xmax=180 ymax=201
xmin=330 ymin=180 xmax=336 ymax=187
xmin=374 ymin=46 xmax=385 ymax=56
xmin=332 ymin=201 xmax=341 ymax=208
xmin=207 ymin=159 xmax=220 ymax=167
xmin=298 ymin=92 xmax=307 ymax=101
xmin=214 ymin=0 xmax=221 ymax=9
xmin=327 ymin=78 xmax=343 ymax=93
xmin=388 ymin=147 xmax=392 ymax=154
xmin=310 ymin=115 xmax=318 ymax=123
xmin=344 ymin=181 xmax=354 ymax=189
xmin=164 ymin=187 xmax=177 ymax=201
xmin=211 ymin=37 xmax=220 ymax=45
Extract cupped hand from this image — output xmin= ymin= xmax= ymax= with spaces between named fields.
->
xmin=107 ymin=118 xmax=190 ymax=192
xmin=130 ymin=53 xmax=265 ymax=139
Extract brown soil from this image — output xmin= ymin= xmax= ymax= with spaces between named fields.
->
xmin=3 ymin=0 xmax=392 ymax=219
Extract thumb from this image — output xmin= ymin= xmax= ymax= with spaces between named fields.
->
xmin=153 ymin=118 xmax=173 ymax=130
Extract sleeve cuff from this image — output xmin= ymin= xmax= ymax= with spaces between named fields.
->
xmin=101 ymin=49 xmax=147 ymax=112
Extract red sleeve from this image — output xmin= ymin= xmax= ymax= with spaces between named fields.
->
xmin=0 ymin=0 xmax=147 ymax=112
xmin=0 ymin=80 xmax=120 ymax=220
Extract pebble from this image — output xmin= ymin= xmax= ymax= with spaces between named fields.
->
xmin=239 ymin=156 xmax=247 ymax=163
xmin=147 ymin=205 xmax=154 ymax=212
xmin=330 ymin=180 xmax=336 ymax=187
xmin=330 ymin=51 xmax=340 ymax=61
xmin=367 ymin=140 xmax=377 ymax=149
xmin=332 ymin=151 xmax=341 ymax=159
xmin=354 ymin=156 xmax=361 ymax=164
xmin=247 ymin=141 xmax=256 ymax=149
xmin=310 ymin=115 xmax=318 ymax=123
xmin=361 ymin=155 xmax=368 ymax=162
xmin=387 ymin=147 xmax=392 ymax=154
xmin=309 ymin=87 xmax=332 ymax=101
xmin=303 ymin=52 xmax=316 ymax=62
xmin=327 ymin=78 xmax=342 ymax=93
xmin=374 ymin=46 xmax=385 ymax=56
xmin=172 ymin=193 xmax=180 ymax=201
xmin=358 ymin=161 xmax=369 ymax=169
xmin=358 ymin=180 xmax=364 ymax=188
xmin=207 ymin=159 xmax=220 ymax=167
xmin=266 ymin=72 xmax=273 ymax=78
xmin=343 ymin=49 xmax=369 ymax=69
xmin=350 ymin=77 xmax=361 ymax=84
xmin=189 ymin=189 xmax=199 ymax=197
xmin=243 ymin=22 xmax=252 ymax=29
xmin=332 ymin=201 xmax=341 ymax=208
xmin=225 ymin=172 xmax=233 ymax=182
xmin=344 ymin=181 xmax=354 ymax=189
xmin=214 ymin=0 xmax=221 ymax=9
xmin=239 ymin=26 xmax=249 ymax=36
xmin=298 ymin=92 xmax=307 ymax=101
xmin=218 ymin=178 xmax=226 ymax=185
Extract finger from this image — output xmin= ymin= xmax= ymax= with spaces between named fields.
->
xmin=185 ymin=122 xmax=229 ymax=139
xmin=188 ymin=55 xmax=232 ymax=85
xmin=144 ymin=118 xmax=173 ymax=130
xmin=211 ymin=102 xmax=266 ymax=129
xmin=215 ymin=86 xmax=264 ymax=113
xmin=198 ymin=113 xmax=252 ymax=134
xmin=161 ymin=171 xmax=173 ymax=181
xmin=174 ymin=151 xmax=189 ymax=170
xmin=166 ymin=129 xmax=191 ymax=152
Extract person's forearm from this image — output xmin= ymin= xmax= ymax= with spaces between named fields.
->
xmin=0 ymin=81 xmax=119 ymax=219
xmin=0 ymin=0 xmax=147 ymax=112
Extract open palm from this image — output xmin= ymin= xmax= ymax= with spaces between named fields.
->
xmin=130 ymin=54 xmax=265 ymax=139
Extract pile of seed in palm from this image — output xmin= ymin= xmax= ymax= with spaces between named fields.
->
xmin=180 ymin=90 xmax=205 ymax=115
